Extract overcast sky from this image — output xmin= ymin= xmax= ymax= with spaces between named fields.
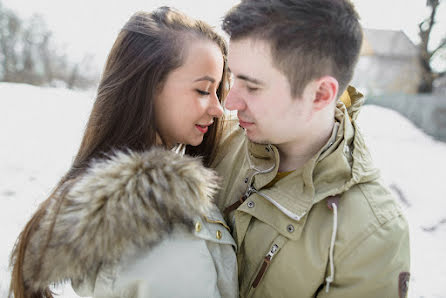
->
xmin=2 ymin=0 xmax=445 ymax=69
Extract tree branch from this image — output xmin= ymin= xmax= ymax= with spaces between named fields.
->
xmin=430 ymin=36 xmax=446 ymax=57
xmin=419 ymin=1 xmax=440 ymax=49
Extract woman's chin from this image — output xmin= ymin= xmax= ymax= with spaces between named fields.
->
xmin=188 ymin=137 xmax=204 ymax=147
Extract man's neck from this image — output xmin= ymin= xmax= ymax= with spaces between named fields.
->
xmin=276 ymin=120 xmax=335 ymax=172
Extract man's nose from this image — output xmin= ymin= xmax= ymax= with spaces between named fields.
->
xmin=224 ymin=88 xmax=245 ymax=111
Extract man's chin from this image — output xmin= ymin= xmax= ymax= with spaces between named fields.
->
xmin=245 ymin=131 xmax=270 ymax=145
xmin=252 ymin=140 xmax=269 ymax=145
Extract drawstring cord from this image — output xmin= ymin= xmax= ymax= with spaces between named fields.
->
xmin=325 ymin=196 xmax=339 ymax=292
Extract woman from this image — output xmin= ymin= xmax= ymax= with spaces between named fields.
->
xmin=9 ymin=7 xmax=237 ymax=298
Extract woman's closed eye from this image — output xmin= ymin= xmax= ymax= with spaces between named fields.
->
xmin=196 ymin=89 xmax=210 ymax=96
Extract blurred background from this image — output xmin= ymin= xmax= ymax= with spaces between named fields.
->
xmin=1 ymin=0 xmax=445 ymax=297
xmin=1 ymin=0 xmax=445 ymax=139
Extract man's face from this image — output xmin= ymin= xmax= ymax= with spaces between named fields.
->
xmin=225 ymin=38 xmax=315 ymax=146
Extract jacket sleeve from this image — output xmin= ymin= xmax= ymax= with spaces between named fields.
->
xmin=83 ymin=216 xmax=238 ymax=298
xmin=99 ymin=232 xmax=221 ymax=298
xmin=317 ymin=214 xmax=410 ymax=298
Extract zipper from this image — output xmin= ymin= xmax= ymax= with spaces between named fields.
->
xmin=251 ymin=243 xmax=280 ymax=288
xmin=245 ymin=185 xmax=256 ymax=197
xmin=223 ymin=185 xmax=257 ymax=217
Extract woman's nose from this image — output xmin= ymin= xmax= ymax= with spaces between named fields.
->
xmin=208 ymin=94 xmax=224 ymax=118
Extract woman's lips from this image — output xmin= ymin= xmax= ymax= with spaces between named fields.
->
xmin=195 ymin=124 xmax=209 ymax=134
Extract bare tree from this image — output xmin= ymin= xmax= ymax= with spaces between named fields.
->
xmin=418 ymin=0 xmax=446 ymax=93
xmin=0 ymin=3 xmax=98 ymax=89
xmin=0 ymin=6 xmax=22 ymax=82
xmin=19 ymin=15 xmax=44 ymax=85
xmin=39 ymin=32 xmax=53 ymax=83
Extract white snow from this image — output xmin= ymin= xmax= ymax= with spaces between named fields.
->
xmin=1 ymin=83 xmax=445 ymax=297
xmin=0 ymin=83 xmax=94 ymax=297
xmin=358 ymin=105 xmax=446 ymax=298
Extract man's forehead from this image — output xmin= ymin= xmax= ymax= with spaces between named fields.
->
xmin=227 ymin=38 xmax=274 ymax=76
xmin=228 ymin=38 xmax=271 ymax=57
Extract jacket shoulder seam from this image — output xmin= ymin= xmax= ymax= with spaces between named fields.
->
xmin=335 ymin=210 xmax=405 ymax=262
xmin=358 ymin=182 xmax=402 ymax=225
xmin=334 ymin=183 xmax=404 ymax=262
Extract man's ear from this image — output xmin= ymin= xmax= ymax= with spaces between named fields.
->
xmin=313 ymin=76 xmax=338 ymax=111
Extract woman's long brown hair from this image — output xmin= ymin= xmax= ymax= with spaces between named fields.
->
xmin=9 ymin=7 xmax=229 ymax=298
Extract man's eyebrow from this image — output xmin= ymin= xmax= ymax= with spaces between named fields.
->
xmin=228 ymin=68 xmax=264 ymax=85
xmin=194 ymin=75 xmax=216 ymax=83
xmin=237 ymin=74 xmax=264 ymax=85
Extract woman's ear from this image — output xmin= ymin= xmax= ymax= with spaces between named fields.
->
xmin=313 ymin=76 xmax=338 ymax=111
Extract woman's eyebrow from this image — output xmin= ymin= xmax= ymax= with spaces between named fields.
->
xmin=194 ymin=75 xmax=215 ymax=83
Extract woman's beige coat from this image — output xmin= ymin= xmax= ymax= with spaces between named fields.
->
xmin=19 ymin=149 xmax=238 ymax=298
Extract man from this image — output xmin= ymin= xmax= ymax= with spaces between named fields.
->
xmin=212 ymin=0 xmax=410 ymax=297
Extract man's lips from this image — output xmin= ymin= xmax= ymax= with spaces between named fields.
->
xmin=238 ymin=118 xmax=254 ymax=128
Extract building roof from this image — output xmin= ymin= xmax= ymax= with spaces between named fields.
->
xmin=360 ymin=28 xmax=419 ymax=57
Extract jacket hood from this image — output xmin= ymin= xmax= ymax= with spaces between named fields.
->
xmin=311 ymin=85 xmax=380 ymax=202
xmin=20 ymin=148 xmax=219 ymax=292
xmin=241 ymin=86 xmax=381 ymax=221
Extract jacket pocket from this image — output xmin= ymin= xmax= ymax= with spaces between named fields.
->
xmin=246 ymin=235 xmax=288 ymax=298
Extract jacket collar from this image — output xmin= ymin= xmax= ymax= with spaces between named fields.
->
xmin=244 ymin=86 xmax=379 ymax=226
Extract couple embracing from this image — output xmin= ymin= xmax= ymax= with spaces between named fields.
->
xmin=10 ymin=1 xmax=410 ymax=297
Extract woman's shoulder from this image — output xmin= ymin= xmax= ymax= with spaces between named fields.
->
xmin=194 ymin=206 xmax=236 ymax=249
xmin=80 ymin=222 xmax=236 ymax=298
xmin=66 ymin=147 xmax=219 ymax=242
xmin=24 ymin=148 xmax=221 ymax=293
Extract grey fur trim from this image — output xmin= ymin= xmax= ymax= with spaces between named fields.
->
xmin=22 ymin=148 xmax=219 ymax=291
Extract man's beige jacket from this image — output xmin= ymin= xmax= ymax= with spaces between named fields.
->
xmin=212 ymin=86 xmax=410 ymax=298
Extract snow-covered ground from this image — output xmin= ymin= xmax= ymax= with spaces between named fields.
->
xmin=359 ymin=104 xmax=446 ymax=298
xmin=0 ymin=83 xmax=94 ymax=297
xmin=1 ymin=83 xmax=445 ymax=297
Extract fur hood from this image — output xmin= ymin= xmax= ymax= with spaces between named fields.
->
xmin=20 ymin=148 xmax=219 ymax=292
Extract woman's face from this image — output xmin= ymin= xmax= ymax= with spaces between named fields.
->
xmin=155 ymin=40 xmax=224 ymax=147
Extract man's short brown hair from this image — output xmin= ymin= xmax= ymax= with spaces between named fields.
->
xmin=223 ymin=0 xmax=363 ymax=98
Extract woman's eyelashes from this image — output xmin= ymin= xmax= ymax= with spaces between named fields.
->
xmin=196 ymin=89 xmax=210 ymax=96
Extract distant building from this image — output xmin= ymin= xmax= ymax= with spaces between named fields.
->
xmin=351 ymin=28 xmax=422 ymax=95
xmin=434 ymin=75 xmax=446 ymax=95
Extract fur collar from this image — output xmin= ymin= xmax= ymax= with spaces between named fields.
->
xmin=21 ymin=148 xmax=218 ymax=292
